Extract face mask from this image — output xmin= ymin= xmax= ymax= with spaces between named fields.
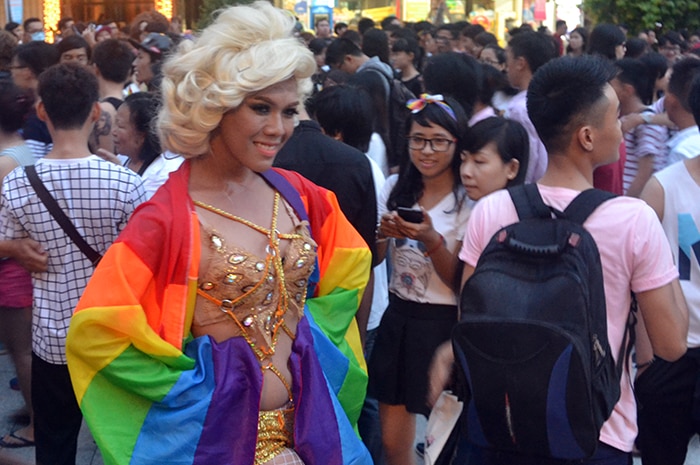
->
xmin=31 ymin=31 xmax=45 ymax=41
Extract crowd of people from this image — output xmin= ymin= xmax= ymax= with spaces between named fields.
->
xmin=0 ymin=3 xmax=699 ymax=465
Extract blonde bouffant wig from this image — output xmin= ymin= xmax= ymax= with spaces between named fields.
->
xmin=157 ymin=1 xmax=316 ymax=157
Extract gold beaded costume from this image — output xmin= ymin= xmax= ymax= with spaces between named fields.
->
xmin=193 ymin=192 xmax=316 ymax=464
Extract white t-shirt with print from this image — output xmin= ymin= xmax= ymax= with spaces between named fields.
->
xmin=379 ymin=174 xmax=470 ymax=306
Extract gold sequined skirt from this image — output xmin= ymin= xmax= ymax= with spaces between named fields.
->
xmin=256 ymin=406 xmax=295 ymax=465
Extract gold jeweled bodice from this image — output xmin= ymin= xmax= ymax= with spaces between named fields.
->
xmin=192 ymin=193 xmax=317 ymax=355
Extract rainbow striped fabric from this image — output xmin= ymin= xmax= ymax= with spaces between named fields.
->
xmin=66 ymin=163 xmax=372 ymax=465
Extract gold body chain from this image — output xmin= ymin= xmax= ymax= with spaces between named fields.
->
xmin=194 ymin=192 xmax=311 ymax=464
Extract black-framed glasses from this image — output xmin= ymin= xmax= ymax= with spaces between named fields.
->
xmin=408 ymin=135 xmax=455 ymax=152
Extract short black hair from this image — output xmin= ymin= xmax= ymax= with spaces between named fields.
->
xmin=474 ymin=31 xmax=498 ymax=48
xmin=92 ymin=39 xmax=134 ymax=83
xmin=639 ymin=52 xmax=668 ymax=102
xmin=658 ymin=31 xmax=686 ymax=48
xmin=38 ymin=63 xmax=99 ymax=130
xmin=0 ymin=80 xmax=34 ymax=132
xmin=587 ymin=23 xmax=626 ymax=60
xmin=688 ymin=74 xmax=700 ymax=126
xmin=463 ymin=116 xmax=529 ymax=187
xmin=414 ymin=21 xmax=434 ymax=34
xmin=55 ymin=34 xmax=91 ymax=61
xmin=325 ymin=37 xmax=362 ymax=67
xmin=423 ymin=52 xmax=482 ymax=118
xmin=507 ymin=31 xmax=556 ymax=74
xmin=390 ymin=27 xmax=418 ymax=42
xmin=380 ymin=15 xmax=399 ymax=30
xmin=334 ymin=22 xmax=348 ymax=35
xmin=615 ymin=58 xmax=653 ymax=104
xmin=362 ymin=28 xmax=390 ymax=64
xmin=668 ymin=58 xmax=700 ymax=113
xmin=323 ymin=69 xmax=351 ymax=88
xmin=624 ymin=38 xmax=647 ymax=58
xmin=478 ymin=62 xmax=509 ymax=105
xmin=392 ymin=37 xmax=422 ymax=68
xmin=527 ymin=56 xmax=617 ymax=154
xmin=461 ymin=23 xmax=484 ymax=39
xmin=357 ymin=17 xmax=375 ymax=35
xmin=482 ymin=43 xmax=506 ymax=65
xmin=308 ymin=38 xmax=327 ymax=56
xmin=312 ymin=85 xmax=374 ymax=152
xmin=57 ymin=17 xmax=73 ymax=31
xmin=23 ymin=17 xmax=41 ymax=30
xmin=12 ymin=41 xmax=58 ymax=76
xmin=436 ymin=24 xmax=458 ymax=40
xmin=340 ymin=29 xmax=361 ymax=47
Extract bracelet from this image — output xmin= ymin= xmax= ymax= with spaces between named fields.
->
xmin=641 ymin=112 xmax=653 ymax=124
xmin=424 ymin=233 xmax=445 ymax=257
xmin=375 ymin=223 xmax=386 ymax=240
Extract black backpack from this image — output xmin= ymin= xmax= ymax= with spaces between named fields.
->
xmin=453 ymin=184 xmax=634 ymax=460
xmin=362 ymin=68 xmax=416 ymax=169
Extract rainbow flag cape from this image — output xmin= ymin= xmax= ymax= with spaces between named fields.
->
xmin=66 ymin=163 xmax=372 ymax=465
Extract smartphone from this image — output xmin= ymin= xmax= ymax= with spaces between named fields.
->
xmin=397 ymin=207 xmax=424 ymax=223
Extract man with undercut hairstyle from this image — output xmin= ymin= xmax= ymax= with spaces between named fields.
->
xmin=430 ymin=56 xmax=689 ymax=465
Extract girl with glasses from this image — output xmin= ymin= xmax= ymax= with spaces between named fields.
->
xmin=370 ymin=94 xmax=470 ymax=465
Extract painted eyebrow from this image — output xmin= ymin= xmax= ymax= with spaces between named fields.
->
xmin=247 ymin=96 xmax=300 ymax=108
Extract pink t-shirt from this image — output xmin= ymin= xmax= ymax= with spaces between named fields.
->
xmin=459 ymin=184 xmax=679 ymax=452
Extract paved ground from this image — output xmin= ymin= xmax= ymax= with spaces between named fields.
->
xmin=0 ymin=352 xmax=103 ymax=465
xmin=1 ymin=348 xmax=699 ymax=465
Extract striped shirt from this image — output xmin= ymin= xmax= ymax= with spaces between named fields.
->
xmin=622 ymin=112 xmax=668 ymax=194
xmin=0 ymin=156 xmax=146 ymax=364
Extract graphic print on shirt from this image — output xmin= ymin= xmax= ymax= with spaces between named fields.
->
xmin=679 ymin=213 xmax=700 ymax=281
xmin=392 ymin=238 xmax=432 ymax=298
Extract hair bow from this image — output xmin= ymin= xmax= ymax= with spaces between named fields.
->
xmin=406 ymin=93 xmax=457 ymax=121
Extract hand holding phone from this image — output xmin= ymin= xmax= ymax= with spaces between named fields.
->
xmin=396 ymin=207 xmax=424 ymax=224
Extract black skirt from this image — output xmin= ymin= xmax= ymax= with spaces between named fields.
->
xmin=368 ymin=293 xmax=458 ymax=416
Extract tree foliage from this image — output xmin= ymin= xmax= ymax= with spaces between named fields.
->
xmin=583 ymin=0 xmax=700 ymax=33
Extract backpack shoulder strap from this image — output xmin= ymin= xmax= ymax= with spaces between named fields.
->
xmin=508 ymin=184 xmax=551 ymax=220
xmin=564 ymin=189 xmax=616 ymax=225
